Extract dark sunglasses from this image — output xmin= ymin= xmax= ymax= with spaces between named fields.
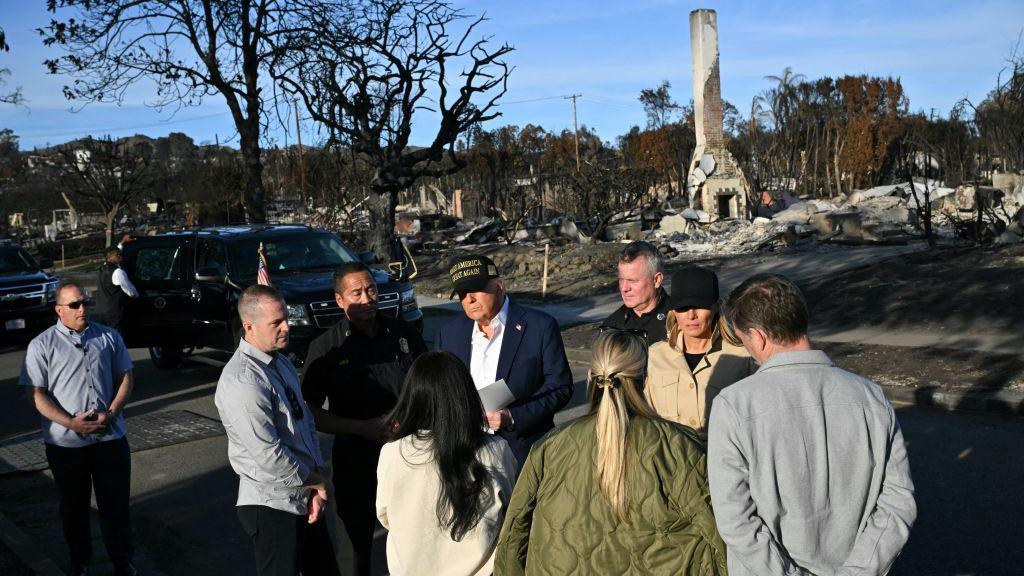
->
xmin=283 ymin=386 xmax=304 ymax=420
xmin=59 ymin=300 xmax=92 ymax=310
xmin=598 ymin=326 xmax=648 ymax=341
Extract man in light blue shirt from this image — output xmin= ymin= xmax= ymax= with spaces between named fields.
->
xmin=20 ymin=282 xmax=136 ymax=576
xmin=215 ymin=284 xmax=339 ymax=576
xmin=709 ymin=274 xmax=916 ymax=576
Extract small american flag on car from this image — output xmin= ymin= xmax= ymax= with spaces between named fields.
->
xmin=257 ymin=242 xmax=272 ymax=286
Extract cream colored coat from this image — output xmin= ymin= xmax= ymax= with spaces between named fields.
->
xmin=376 ymin=434 xmax=518 ymax=576
xmin=645 ymin=337 xmax=756 ymax=432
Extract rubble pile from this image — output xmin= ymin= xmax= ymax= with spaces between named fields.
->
xmin=394 ymin=173 xmax=1023 ymax=267
xmin=647 ymin=174 xmax=1024 ymax=257
xmin=654 ymin=214 xmax=823 ymax=257
xmin=398 ymin=213 xmax=591 ymax=250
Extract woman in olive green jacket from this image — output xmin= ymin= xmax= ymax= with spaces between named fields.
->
xmin=494 ymin=330 xmax=726 ymax=576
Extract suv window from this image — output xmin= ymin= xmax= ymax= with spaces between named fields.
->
xmin=228 ymin=234 xmax=355 ymax=281
xmin=133 ymin=245 xmax=189 ymax=282
xmin=196 ymin=239 xmax=228 ymax=276
xmin=0 ymin=248 xmax=39 ymax=275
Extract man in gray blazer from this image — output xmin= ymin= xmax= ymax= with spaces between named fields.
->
xmin=709 ymin=274 xmax=916 ymax=576
xmin=215 ymin=285 xmax=339 ymax=576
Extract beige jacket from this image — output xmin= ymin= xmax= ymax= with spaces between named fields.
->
xmin=645 ymin=337 xmax=756 ymax=432
xmin=376 ymin=434 xmax=518 ymax=576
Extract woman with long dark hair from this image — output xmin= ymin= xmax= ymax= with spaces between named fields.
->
xmin=376 ymin=351 xmax=518 ymax=576
xmin=494 ymin=330 xmax=727 ymax=575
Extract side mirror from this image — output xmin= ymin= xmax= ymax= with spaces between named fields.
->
xmin=195 ymin=267 xmax=222 ymax=282
xmin=357 ymin=250 xmax=377 ymax=265
xmin=38 ymin=257 xmax=54 ymax=269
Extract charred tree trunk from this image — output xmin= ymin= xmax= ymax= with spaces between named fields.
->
xmin=102 ymin=203 xmax=120 ymax=248
xmin=239 ymin=127 xmax=267 ymax=224
xmin=833 ymin=132 xmax=845 ymax=197
xmin=238 ymin=9 xmax=266 ymax=225
xmin=366 ymin=190 xmax=396 ymax=263
xmin=909 ymin=176 xmax=936 ymax=249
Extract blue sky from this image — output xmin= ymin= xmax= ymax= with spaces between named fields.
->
xmin=1 ymin=0 xmax=1022 ymax=150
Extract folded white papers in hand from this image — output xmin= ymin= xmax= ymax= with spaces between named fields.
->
xmin=478 ymin=379 xmax=515 ymax=413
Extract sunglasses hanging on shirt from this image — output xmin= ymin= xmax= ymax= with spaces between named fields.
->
xmin=598 ymin=326 xmax=648 ymax=342
xmin=282 ymin=386 xmax=305 ymax=420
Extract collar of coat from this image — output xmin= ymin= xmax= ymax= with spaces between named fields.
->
xmin=756 ymin=349 xmax=834 ymax=373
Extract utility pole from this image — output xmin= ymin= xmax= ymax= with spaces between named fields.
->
xmin=294 ymin=99 xmax=306 ymax=205
xmin=564 ymin=94 xmax=582 ymax=172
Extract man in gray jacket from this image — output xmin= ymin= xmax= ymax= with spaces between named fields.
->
xmin=709 ymin=274 xmax=916 ymax=576
xmin=215 ymin=285 xmax=339 ymax=576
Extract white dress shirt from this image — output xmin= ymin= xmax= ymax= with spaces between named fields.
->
xmin=470 ymin=296 xmax=510 ymax=391
xmin=111 ymin=267 xmax=139 ymax=298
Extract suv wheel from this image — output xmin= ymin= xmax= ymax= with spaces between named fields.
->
xmin=149 ymin=346 xmax=185 ymax=369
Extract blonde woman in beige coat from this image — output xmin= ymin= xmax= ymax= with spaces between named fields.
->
xmin=645 ymin=266 xmax=756 ymax=434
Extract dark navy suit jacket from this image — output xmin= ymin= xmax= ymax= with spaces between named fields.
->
xmin=436 ymin=300 xmax=574 ymax=463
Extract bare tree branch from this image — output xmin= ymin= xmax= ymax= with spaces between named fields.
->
xmin=38 ymin=0 xmax=304 ymax=222
xmin=271 ymin=0 xmax=513 ymax=259
xmin=57 ymin=136 xmax=155 ymax=246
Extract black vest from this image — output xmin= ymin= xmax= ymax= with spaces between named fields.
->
xmin=95 ymin=261 xmax=128 ymax=324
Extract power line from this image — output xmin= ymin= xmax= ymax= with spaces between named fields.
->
xmin=500 ymin=95 xmax=569 ymax=105
xmin=14 ymin=93 xmax=640 ymax=144
xmin=585 ymin=97 xmax=635 ymax=110
xmin=501 ymin=95 xmax=637 ymax=110
xmin=17 ymin=111 xmax=233 ymax=140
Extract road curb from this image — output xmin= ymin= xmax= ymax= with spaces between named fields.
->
xmin=564 ymin=346 xmax=1024 ymax=418
xmin=0 ymin=509 xmax=66 ymax=576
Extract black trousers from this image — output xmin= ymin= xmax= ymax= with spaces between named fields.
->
xmin=44 ymin=436 xmax=133 ymax=568
xmin=334 ymin=443 xmax=380 ymax=576
xmin=237 ymin=505 xmax=340 ymax=576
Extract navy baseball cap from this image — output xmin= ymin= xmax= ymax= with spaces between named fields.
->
xmin=667 ymin=266 xmax=719 ymax=310
xmin=449 ymin=254 xmax=500 ymax=297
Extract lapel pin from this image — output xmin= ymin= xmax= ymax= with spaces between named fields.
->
xmin=516 ymin=324 xmax=522 ymax=331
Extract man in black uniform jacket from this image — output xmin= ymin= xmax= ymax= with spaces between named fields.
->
xmin=601 ymin=240 xmax=670 ymax=345
xmin=301 ymin=263 xmax=426 ymax=576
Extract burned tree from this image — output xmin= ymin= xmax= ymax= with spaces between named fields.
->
xmin=962 ymin=39 xmax=1024 ymax=173
xmin=272 ymin=0 xmax=512 ymax=260
xmin=39 ymin=0 xmax=297 ymax=223
xmin=58 ymin=136 xmax=155 ymax=247
xmin=0 ymin=26 xmax=25 ymax=106
xmin=639 ymin=80 xmax=682 ymax=130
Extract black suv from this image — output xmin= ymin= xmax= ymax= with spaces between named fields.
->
xmin=119 ymin=225 xmax=422 ymax=368
xmin=0 ymin=240 xmax=59 ymax=340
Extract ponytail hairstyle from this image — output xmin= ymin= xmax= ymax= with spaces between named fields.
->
xmin=389 ymin=351 xmax=493 ymax=541
xmin=588 ymin=330 xmax=658 ymax=522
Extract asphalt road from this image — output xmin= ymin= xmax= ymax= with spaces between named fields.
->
xmin=1 ymin=326 xmax=1022 ymax=575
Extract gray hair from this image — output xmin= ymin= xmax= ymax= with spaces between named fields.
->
xmin=618 ymin=241 xmax=664 ymax=277
xmin=238 ymin=284 xmax=285 ymax=323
